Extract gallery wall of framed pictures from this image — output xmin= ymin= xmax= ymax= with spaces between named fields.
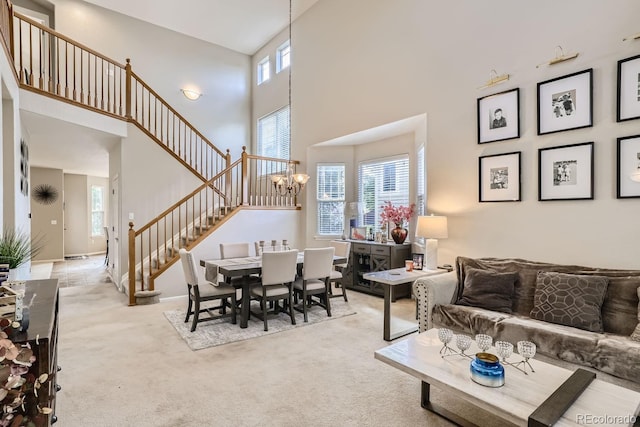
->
xmin=476 ymin=53 xmax=640 ymax=203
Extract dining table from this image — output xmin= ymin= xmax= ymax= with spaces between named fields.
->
xmin=200 ymin=253 xmax=348 ymax=328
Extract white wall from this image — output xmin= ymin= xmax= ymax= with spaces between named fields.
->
xmin=252 ymin=28 xmax=289 ymax=151
xmin=117 ymin=123 xmax=204 ymax=282
xmin=1 ymin=43 xmax=27 ymax=234
xmin=283 ymin=0 xmax=640 ymax=269
xmin=51 ymin=0 xmax=251 ymax=158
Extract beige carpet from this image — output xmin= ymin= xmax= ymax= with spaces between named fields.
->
xmin=164 ymin=302 xmax=356 ymax=350
xmin=55 ymin=284 xmax=511 ymax=427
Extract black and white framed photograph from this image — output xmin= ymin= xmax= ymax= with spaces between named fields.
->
xmin=412 ymin=253 xmax=424 ymax=270
xmin=479 ymin=151 xmax=521 ymax=202
xmin=477 ymin=88 xmax=520 ymax=144
xmin=537 ymin=69 xmax=593 ymax=135
xmin=538 ymin=142 xmax=593 ymax=201
xmin=617 ymin=135 xmax=640 ymax=198
xmin=617 ymin=54 xmax=640 ymax=122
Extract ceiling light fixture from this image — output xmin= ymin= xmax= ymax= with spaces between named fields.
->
xmin=536 ymin=46 xmax=579 ymax=68
xmin=477 ymin=69 xmax=510 ymax=90
xmin=180 ymin=89 xmax=202 ymax=101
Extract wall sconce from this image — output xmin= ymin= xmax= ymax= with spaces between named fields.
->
xmin=271 ymin=163 xmax=310 ymax=196
xmin=536 ymin=46 xmax=579 ymax=68
xmin=181 ymin=89 xmax=202 ymax=101
xmin=477 ymin=69 xmax=510 ymax=90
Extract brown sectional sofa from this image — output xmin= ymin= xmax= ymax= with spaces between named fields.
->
xmin=413 ymin=257 xmax=640 ymax=384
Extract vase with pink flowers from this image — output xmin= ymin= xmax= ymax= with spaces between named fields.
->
xmin=379 ymin=201 xmax=416 ymax=244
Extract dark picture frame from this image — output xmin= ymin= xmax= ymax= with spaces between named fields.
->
xmin=617 ymin=135 xmax=640 ymax=198
xmin=537 ymin=69 xmax=593 ymax=135
xmin=479 ymin=151 xmax=521 ymax=202
xmin=617 ymin=54 xmax=640 ymax=122
xmin=412 ymin=253 xmax=424 ymax=270
xmin=538 ymin=142 xmax=593 ymax=201
xmin=477 ymin=88 xmax=520 ymax=144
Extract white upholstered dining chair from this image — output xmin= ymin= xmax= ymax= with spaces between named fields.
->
xmin=250 ymin=250 xmax=298 ymax=331
xmin=220 ymin=242 xmax=251 ymax=259
xmin=179 ymin=248 xmax=236 ymax=332
xmin=294 ymin=247 xmax=334 ymax=322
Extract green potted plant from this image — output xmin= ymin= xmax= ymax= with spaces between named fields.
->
xmin=0 ymin=229 xmax=43 ymax=280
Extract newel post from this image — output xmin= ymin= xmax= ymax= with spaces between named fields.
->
xmin=125 ymin=58 xmax=132 ymax=119
xmin=128 ymin=221 xmax=136 ymax=306
xmin=241 ymin=146 xmax=249 ymax=206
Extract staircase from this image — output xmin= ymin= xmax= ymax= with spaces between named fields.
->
xmin=0 ymin=1 xmax=305 ymax=305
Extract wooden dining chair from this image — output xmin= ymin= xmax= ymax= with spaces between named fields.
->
xmin=294 ymin=247 xmax=334 ymax=322
xmin=179 ymin=249 xmax=237 ymax=332
xmin=328 ymin=240 xmax=350 ymax=302
xmin=250 ymin=250 xmax=298 ymax=331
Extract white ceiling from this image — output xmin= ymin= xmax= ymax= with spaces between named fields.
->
xmin=81 ymin=0 xmax=321 ymax=55
xmin=22 ymin=111 xmax=119 ymax=178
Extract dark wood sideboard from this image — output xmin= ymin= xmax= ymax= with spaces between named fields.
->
xmin=342 ymin=241 xmax=412 ymax=299
xmin=12 ymin=279 xmax=60 ymax=426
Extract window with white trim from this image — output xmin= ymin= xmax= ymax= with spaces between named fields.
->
xmin=91 ymin=185 xmax=105 ymax=236
xmin=257 ymin=56 xmax=270 ymax=85
xmin=416 ymin=145 xmax=425 ymax=216
xmin=358 ymin=155 xmax=410 ymax=232
xmin=276 ymin=40 xmax=290 ymax=73
xmin=257 ymin=106 xmax=290 ymax=174
xmin=317 ymin=164 xmax=345 ymax=235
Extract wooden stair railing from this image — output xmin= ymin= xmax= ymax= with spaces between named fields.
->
xmin=127 ymin=148 xmax=301 ymax=305
xmin=9 ymin=11 xmax=227 ymax=183
xmin=129 ymin=68 xmax=228 ymax=181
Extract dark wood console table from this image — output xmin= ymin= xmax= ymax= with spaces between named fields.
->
xmin=12 ymin=279 xmax=60 ymax=426
xmin=342 ymin=240 xmax=412 ymax=299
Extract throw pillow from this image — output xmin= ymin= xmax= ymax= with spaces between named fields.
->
xmin=455 ymin=267 xmax=518 ymax=313
xmin=631 ymin=287 xmax=640 ymax=342
xmin=530 ymin=271 xmax=609 ymax=333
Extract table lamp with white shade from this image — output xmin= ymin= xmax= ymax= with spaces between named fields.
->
xmin=416 ymin=215 xmax=448 ymax=270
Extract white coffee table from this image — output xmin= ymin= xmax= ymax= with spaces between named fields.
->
xmin=375 ymin=329 xmax=640 ymax=426
xmin=363 ymin=268 xmax=445 ymax=341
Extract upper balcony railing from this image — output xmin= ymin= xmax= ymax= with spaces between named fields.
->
xmin=8 ymin=10 xmax=227 ymax=182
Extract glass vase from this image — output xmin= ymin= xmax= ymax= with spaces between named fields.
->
xmin=390 ymin=223 xmax=407 ymax=244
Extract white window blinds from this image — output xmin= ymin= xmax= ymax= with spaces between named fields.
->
xmin=358 ymin=155 xmax=410 ymax=232
xmin=257 ymin=106 xmax=290 ymax=172
xmin=416 ymin=145 xmax=425 ymax=215
xmin=317 ymin=164 xmax=345 ymax=235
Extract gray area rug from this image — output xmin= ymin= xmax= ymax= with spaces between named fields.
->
xmin=165 ymin=301 xmax=356 ymax=350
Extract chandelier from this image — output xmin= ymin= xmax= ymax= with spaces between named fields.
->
xmin=271 ymin=162 xmax=310 ymax=195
